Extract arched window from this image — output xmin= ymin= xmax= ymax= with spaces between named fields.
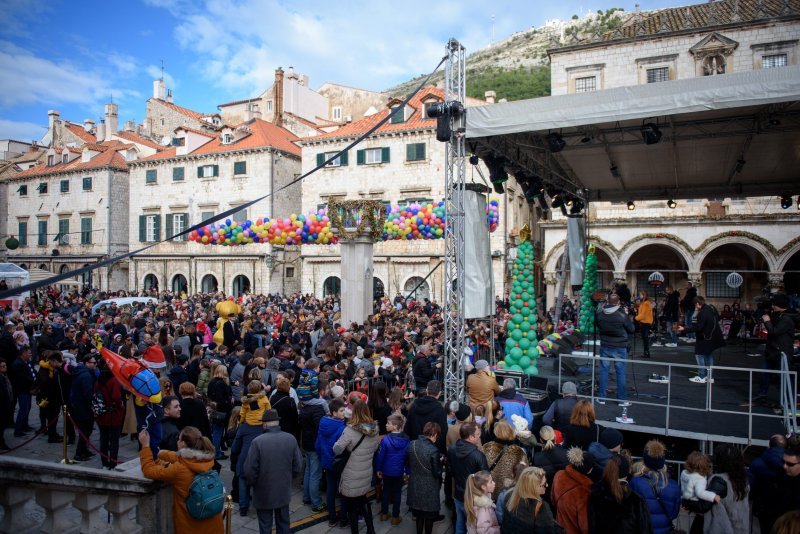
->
xmin=404 ymin=276 xmax=430 ymax=301
xmin=18 ymin=264 xmax=28 ymax=270
xmin=323 ymin=276 xmax=341 ymax=297
xmin=373 ymin=277 xmax=385 ymax=299
xmin=81 ymin=264 xmax=92 ymax=288
xmin=232 ymin=275 xmax=250 ymax=297
xmin=39 ymin=263 xmax=48 ymax=271
xmin=143 ymin=274 xmax=159 ymax=291
xmin=171 ymin=274 xmax=188 ymax=294
xmin=201 ymin=274 xmax=218 ymax=293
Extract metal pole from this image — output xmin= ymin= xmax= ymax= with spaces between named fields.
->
xmin=225 ymin=495 xmax=233 ymax=534
xmin=60 ymin=405 xmax=72 ymax=464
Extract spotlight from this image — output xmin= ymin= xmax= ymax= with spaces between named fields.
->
xmin=641 ymin=122 xmax=663 ymax=145
xmin=734 ymin=159 xmax=746 ymax=173
xmin=797 ymin=196 xmax=800 ymax=210
xmin=429 ymin=101 xmax=465 ymax=142
xmin=545 ymin=132 xmax=566 ymax=153
xmin=483 ymin=153 xmax=508 ymax=194
xmin=469 ymin=154 xmax=479 ymax=165
xmin=627 ymin=201 xmax=635 ymax=211
xmin=780 ymin=193 xmax=792 ymax=209
xmin=667 ymin=199 xmax=676 ymax=209
xmin=610 ymin=165 xmax=620 ymax=178
xmin=551 ymin=192 xmax=565 ymax=209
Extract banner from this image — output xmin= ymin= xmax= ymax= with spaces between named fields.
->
xmin=464 ymin=189 xmax=493 ymax=318
xmin=567 ymin=216 xmax=586 ymax=287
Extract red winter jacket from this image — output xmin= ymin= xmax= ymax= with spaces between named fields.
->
xmin=95 ymin=376 xmax=125 ymax=427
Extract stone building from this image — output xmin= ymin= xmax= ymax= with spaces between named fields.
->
xmin=145 ymin=79 xmax=223 ymax=140
xmin=126 ymin=118 xmax=302 ymax=296
xmin=538 ymin=0 xmax=800 ymax=309
xmin=299 ymin=86 xmax=529 ymax=302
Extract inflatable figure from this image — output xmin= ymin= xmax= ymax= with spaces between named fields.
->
xmin=94 ymin=337 xmax=161 ymax=404
xmin=213 ymin=298 xmax=241 ymax=346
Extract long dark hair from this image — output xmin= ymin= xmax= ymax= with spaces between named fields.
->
xmin=713 ymin=444 xmax=748 ymax=501
xmin=602 ymin=455 xmax=628 ymax=504
xmin=368 ymin=381 xmax=388 ymax=410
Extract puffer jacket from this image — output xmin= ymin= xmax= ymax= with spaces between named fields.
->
xmin=495 ymin=388 xmax=534 ymax=429
xmin=315 ymin=415 xmax=346 ymax=470
xmin=69 ymin=363 xmax=97 ymax=422
xmin=467 ymin=494 xmax=500 ymax=534
xmin=587 ymin=442 xmax=615 ymax=472
xmin=298 ymin=398 xmax=326 ymax=451
xmin=375 ymin=432 xmax=410 ymax=477
xmin=333 ymin=422 xmax=380 ymax=497
xmin=448 ymin=439 xmax=490 ymax=501
xmin=629 ymin=473 xmax=681 ymax=534
xmin=595 ymin=304 xmax=635 ymax=348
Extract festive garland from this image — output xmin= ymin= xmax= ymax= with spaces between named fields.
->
xmin=187 ymin=198 xmax=500 ymax=247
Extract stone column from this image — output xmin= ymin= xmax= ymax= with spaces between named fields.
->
xmin=687 ymin=272 xmax=703 ymax=287
xmin=0 ymin=486 xmax=36 ymax=533
xmin=768 ymin=272 xmax=785 ymax=292
xmin=543 ymin=271 xmax=558 ymax=311
xmin=36 ymin=489 xmax=79 ymax=534
xmin=340 ymin=234 xmax=374 ymax=326
xmin=106 ymin=494 xmax=143 ymax=534
xmin=73 ymin=493 xmax=109 ymax=534
xmin=612 ymin=271 xmax=627 ymax=285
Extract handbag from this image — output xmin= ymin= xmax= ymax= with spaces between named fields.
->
xmin=331 ymin=434 xmax=366 ymax=473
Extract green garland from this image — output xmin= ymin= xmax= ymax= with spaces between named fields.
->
xmin=328 ymin=199 xmax=387 ymax=241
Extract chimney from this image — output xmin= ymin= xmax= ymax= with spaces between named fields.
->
xmin=96 ymin=120 xmax=106 ymax=142
xmin=273 ymin=67 xmax=284 ymax=128
xmin=166 ymin=89 xmax=173 ymax=103
xmin=83 ymin=119 xmax=95 ymax=132
xmin=635 ymin=3 xmax=640 ymax=13
xmin=124 ymin=120 xmax=136 ymax=132
xmin=153 ymin=79 xmax=166 ymax=100
xmin=104 ymin=103 xmax=118 ymax=142
xmin=484 ymin=90 xmax=496 ymax=104
xmin=47 ymin=110 xmax=60 ymax=148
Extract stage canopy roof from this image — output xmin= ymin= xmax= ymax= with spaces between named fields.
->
xmin=466 ymin=65 xmax=800 ymax=202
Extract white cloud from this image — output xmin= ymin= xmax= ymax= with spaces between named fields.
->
xmin=0 ymin=118 xmax=47 ymax=142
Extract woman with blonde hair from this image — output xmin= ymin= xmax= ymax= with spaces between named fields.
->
xmin=533 ymin=425 xmax=568 ymax=502
xmin=562 ymin=400 xmax=600 ymax=450
xmin=464 ymin=471 xmax=500 ymax=534
xmin=499 ymin=466 xmax=557 ymax=533
xmin=206 ymin=364 xmax=232 ymax=460
xmin=635 ymin=290 xmax=654 ymax=358
xmin=482 ymin=421 xmax=528 ymax=500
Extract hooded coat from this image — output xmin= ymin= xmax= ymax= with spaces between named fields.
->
xmin=690 ymin=305 xmax=725 ymax=356
xmin=374 ymin=431 xmax=410 ymax=477
xmin=629 ymin=473 xmax=681 ymax=534
xmin=595 ymin=304 xmax=635 ymax=348
xmin=552 ymin=465 xmax=593 ymax=534
xmin=404 ymin=394 xmax=449 ymax=452
xmin=495 ymin=388 xmax=534 ymax=429
xmin=69 ymin=363 xmax=96 ymax=422
xmin=467 ymin=494 xmax=500 ymax=534
xmin=588 ymin=480 xmax=653 ymax=534
xmin=315 ymin=415 xmax=346 ymax=470
xmin=448 ymin=439 xmax=490 ymax=501
xmin=139 ymin=446 xmax=223 ymax=534
xmin=333 ymin=421 xmax=380 ymax=497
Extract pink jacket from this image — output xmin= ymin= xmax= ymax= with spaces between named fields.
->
xmin=467 ymin=495 xmax=501 ymax=534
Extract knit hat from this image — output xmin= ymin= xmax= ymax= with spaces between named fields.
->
xmin=643 ymin=440 xmax=667 ymax=471
xmin=297 ymin=369 xmax=319 ymax=401
xmin=475 ymin=359 xmax=489 ymax=371
xmin=142 ymin=345 xmax=167 ymax=369
xmin=567 ymin=447 xmax=595 ymax=475
xmin=599 ymin=428 xmax=624 ymax=450
xmin=561 ymin=381 xmax=578 ymax=396
xmin=330 ymin=385 xmax=345 ymax=399
xmin=455 ymin=402 xmax=472 ymax=422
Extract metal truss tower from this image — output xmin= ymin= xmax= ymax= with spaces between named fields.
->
xmin=442 ymin=38 xmax=467 ymax=403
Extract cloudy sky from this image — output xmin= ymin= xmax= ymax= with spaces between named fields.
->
xmin=0 ymin=0 xmax=682 ymax=141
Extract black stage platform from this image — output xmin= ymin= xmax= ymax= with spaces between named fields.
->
xmin=532 ymin=338 xmax=793 ymax=447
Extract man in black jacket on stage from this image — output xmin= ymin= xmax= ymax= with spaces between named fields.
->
xmin=595 ymin=294 xmax=635 ymax=406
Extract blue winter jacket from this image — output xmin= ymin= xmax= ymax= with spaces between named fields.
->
xmin=496 ymin=389 xmax=534 ymax=429
xmin=629 ymin=473 xmax=681 ymax=534
xmin=315 ymin=416 xmax=346 ymax=470
xmin=231 ymin=422 xmax=265 ymax=475
xmin=70 ymin=364 xmax=97 ymax=422
xmin=375 ymin=432 xmax=410 ymax=477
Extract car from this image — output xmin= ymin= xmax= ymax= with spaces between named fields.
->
xmin=91 ymin=297 xmax=156 ymax=313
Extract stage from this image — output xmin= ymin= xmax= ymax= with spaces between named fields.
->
xmin=531 ymin=336 xmax=794 ymax=447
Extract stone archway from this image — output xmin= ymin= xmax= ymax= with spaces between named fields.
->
xmin=201 ymin=274 xmax=218 ymax=293
xmin=624 ymin=243 xmax=689 ymax=298
xmin=403 ymin=276 xmax=430 ymax=301
xmin=171 ymin=273 xmax=188 ymax=294
xmin=779 ymin=248 xmax=800 ymax=295
xmin=699 ymin=242 xmax=770 ymax=302
xmin=548 ymin=245 xmax=616 ymax=292
xmin=231 ymin=275 xmax=250 ymax=297
xmin=323 ymin=276 xmax=341 ymax=297
xmin=143 ymin=274 xmax=159 ymax=291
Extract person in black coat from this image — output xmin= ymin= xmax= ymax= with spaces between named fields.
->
xmin=663 ymin=286 xmax=680 ymax=347
xmin=685 ymin=296 xmax=725 ymax=384
xmin=207 ymin=367 xmax=233 ymax=459
xmin=411 ymin=348 xmax=435 ymax=395
xmin=70 ymin=354 xmax=98 ymax=461
xmin=404 ymin=380 xmax=448 ymax=453
xmin=681 ymin=283 xmax=698 ymax=340
xmin=0 ymin=358 xmax=13 ymax=449
xmin=447 ymin=421 xmax=489 ymax=534
xmin=168 ymin=354 xmax=190 ymax=391
xmin=758 ymin=294 xmax=797 ymax=398
xmin=159 ymin=395 xmax=182 ymax=452
xmin=223 ymin=314 xmax=240 ymax=352
xmin=177 ymin=382 xmax=212 ymax=439
xmin=269 ymin=374 xmax=299 ymax=441
xmin=9 ymin=345 xmax=37 ymax=436
xmin=533 ymin=425 xmax=570 ymax=502
xmin=0 ymin=324 xmax=19 ymax=366
xmin=588 ymin=455 xmax=652 ymax=534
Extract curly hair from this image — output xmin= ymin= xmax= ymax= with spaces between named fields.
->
xmin=713 ymin=444 xmax=748 ymax=501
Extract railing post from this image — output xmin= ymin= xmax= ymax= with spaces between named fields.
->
xmin=35 ymin=488 xmax=80 ymax=534
xmin=665 ymin=362 xmax=672 ymax=435
xmin=106 ymin=495 xmax=143 ymax=534
xmin=0 ymin=486 xmax=36 ymax=532
xmin=73 ymin=492 xmax=109 ymax=534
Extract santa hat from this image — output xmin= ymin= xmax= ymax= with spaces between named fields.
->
xmin=142 ymin=345 xmax=166 ymax=370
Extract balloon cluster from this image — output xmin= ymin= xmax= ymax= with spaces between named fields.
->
xmin=188 ymin=212 xmax=336 ymax=246
xmin=498 ymin=240 xmax=540 ymax=375
xmin=578 ymin=247 xmax=599 ymax=335
xmin=189 ymin=198 xmax=500 ymax=247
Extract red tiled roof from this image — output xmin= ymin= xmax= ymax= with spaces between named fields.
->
xmin=137 ymin=118 xmax=300 ymax=162
xmin=150 ymin=98 xmax=207 ymax=121
xmin=218 ymin=96 xmax=261 ymax=107
xmin=15 ymin=140 xmax=132 ymax=178
xmin=302 ymin=87 xmax=484 ymax=142
xmin=63 ymin=122 xmax=97 ymax=143
xmin=175 ymin=125 xmax=218 ymax=137
xmin=284 ymin=112 xmax=326 ymax=133
xmin=113 ymin=130 xmax=165 ymax=151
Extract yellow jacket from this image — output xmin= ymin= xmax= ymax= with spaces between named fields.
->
xmin=239 ymin=392 xmax=271 ymax=426
xmin=636 ymin=299 xmax=654 ymax=325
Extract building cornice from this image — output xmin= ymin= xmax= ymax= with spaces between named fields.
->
xmin=299 ymin=127 xmax=436 ymax=148
xmin=127 ymin=146 xmax=299 ymax=168
xmin=540 ymin=213 xmax=800 ymax=227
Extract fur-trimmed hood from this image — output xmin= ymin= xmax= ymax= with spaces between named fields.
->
xmin=176 ymin=446 xmax=217 ymax=474
xmin=349 ymin=421 xmax=379 ymax=437
xmin=473 ymin=494 xmax=495 ymax=508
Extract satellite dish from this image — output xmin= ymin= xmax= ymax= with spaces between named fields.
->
xmin=160 ymin=135 xmax=172 ymax=146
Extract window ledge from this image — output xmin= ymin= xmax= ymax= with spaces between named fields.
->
xmin=405 ymin=159 xmax=427 ymax=165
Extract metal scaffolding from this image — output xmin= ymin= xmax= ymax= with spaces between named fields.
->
xmin=442 ymin=38 xmax=467 ymax=403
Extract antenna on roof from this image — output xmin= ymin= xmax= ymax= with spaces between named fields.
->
xmin=161 ymin=60 xmax=165 ymax=82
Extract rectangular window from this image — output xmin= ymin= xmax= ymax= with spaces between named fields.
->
xmin=332 ymin=106 xmax=342 ymax=121
xmin=167 ymin=213 xmax=187 ymax=241
xmin=646 ymin=67 xmax=670 ymax=83
xmin=47 ymin=155 xmax=54 ymax=166
xmin=38 ymin=220 xmax=47 ymax=246
xmin=37 ymin=182 xmax=48 ymax=194
xmin=60 ymin=179 xmax=69 ymax=193
xmin=17 ymin=221 xmax=27 ymax=247
xmin=201 ymin=211 xmax=215 ymax=223
xmin=223 ymin=134 xmax=234 ymax=144
xmin=390 ymin=106 xmax=404 ymax=124
xmin=80 ymin=217 xmax=92 ymax=245
xmin=267 ymin=100 xmax=273 ymax=111
xmin=575 ymin=76 xmax=596 ymax=92
xmin=145 ymin=215 xmax=159 ymax=242
xmin=763 ymin=53 xmax=788 ymax=69
xmin=197 ymin=164 xmax=219 ymax=178
xmin=705 ymin=272 xmax=740 ymax=298
xmin=357 ymin=147 xmax=390 ymax=165
xmin=173 ymin=167 xmax=185 ymax=181
xmin=317 ymin=151 xmax=348 ymax=167
xmin=171 ymin=137 xmax=186 ymax=147
xmin=233 ymin=161 xmax=247 ymax=175
xmin=82 ymin=176 xmax=92 ymax=191
xmin=406 ymin=143 xmax=426 ymax=162
xmin=230 ymin=207 xmax=247 ymax=222
xmin=285 ymin=267 xmax=295 ymax=278
xmin=18 ymin=185 xmax=27 ymax=196
xmin=58 ymin=218 xmax=69 ymax=243
xmin=145 ymin=169 xmax=157 ymax=183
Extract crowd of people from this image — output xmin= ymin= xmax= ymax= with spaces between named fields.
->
xmin=0 ymin=284 xmax=798 ymax=534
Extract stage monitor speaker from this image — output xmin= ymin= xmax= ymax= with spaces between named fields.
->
xmin=561 ymin=358 xmax=580 ymax=376
xmin=526 ymin=375 xmax=549 ymax=391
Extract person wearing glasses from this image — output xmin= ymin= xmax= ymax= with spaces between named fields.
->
xmin=70 ymin=354 xmax=98 ymax=462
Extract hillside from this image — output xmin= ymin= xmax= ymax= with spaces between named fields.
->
xmin=386 ymin=8 xmax=628 ymax=102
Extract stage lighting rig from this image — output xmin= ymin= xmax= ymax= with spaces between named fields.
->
xmin=667 ymin=199 xmax=677 ymax=209
xmin=482 ymin=153 xmax=508 ymax=194
xmin=641 ymin=122 xmax=663 ymax=145
xmin=429 ymin=101 xmax=465 ymax=142
xmin=627 ymin=201 xmax=636 ymax=211
xmin=545 ymin=132 xmax=566 ymax=153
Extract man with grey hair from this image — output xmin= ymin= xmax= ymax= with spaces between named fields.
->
xmin=495 ymin=377 xmax=533 ymax=429
xmin=243 ymin=409 xmax=303 ymax=533
xmin=542 ymin=381 xmax=579 ymax=431
xmin=465 ymin=359 xmax=500 ymax=409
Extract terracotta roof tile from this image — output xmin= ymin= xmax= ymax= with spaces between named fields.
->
xmin=63 ymin=122 xmax=97 ymax=143
xmin=175 ymin=125 xmax=218 ymax=137
xmin=283 ymin=112 xmax=326 ymax=133
xmin=15 ymin=140 xmax=132 ymax=178
xmin=112 ymin=130 xmax=166 ymax=151
xmin=150 ymin=98 xmax=207 ymax=121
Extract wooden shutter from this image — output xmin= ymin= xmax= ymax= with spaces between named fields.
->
xmin=153 ymin=215 xmax=161 ymax=241
xmin=381 ymin=147 xmax=390 ymax=163
xmin=165 ymin=213 xmax=174 ymax=241
xmin=197 ymin=166 xmax=202 ymax=178
xmin=356 ymin=149 xmax=365 ymax=165
xmin=212 ymin=164 xmax=219 ymax=177
xmin=139 ymin=215 xmax=146 ymax=242
xmin=181 ymin=213 xmax=189 ymax=241
xmin=317 ymin=153 xmax=325 ymax=167
xmin=406 ymin=144 xmax=414 ymax=161
xmin=340 ymin=151 xmax=348 ymax=166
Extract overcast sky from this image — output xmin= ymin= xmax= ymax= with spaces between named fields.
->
xmin=0 ymin=0 xmax=684 ymax=140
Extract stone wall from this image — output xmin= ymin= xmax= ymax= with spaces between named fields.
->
xmin=317 ymin=83 xmax=389 ymax=121
xmin=145 ymin=99 xmax=207 ymax=140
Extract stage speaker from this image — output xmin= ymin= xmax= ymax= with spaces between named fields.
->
xmin=560 ymin=358 xmax=580 ymax=376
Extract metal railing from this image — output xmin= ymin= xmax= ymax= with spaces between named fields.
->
xmin=557 ymin=352 xmax=798 ymax=445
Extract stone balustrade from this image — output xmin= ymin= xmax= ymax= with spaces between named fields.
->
xmin=0 ymin=455 xmax=172 ymax=534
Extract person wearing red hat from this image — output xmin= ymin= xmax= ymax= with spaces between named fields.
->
xmin=142 ymin=345 xmax=167 ymax=374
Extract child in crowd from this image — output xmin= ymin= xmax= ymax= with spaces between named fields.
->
xmin=375 ymin=414 xmax=411 ymax=525
xmin=239 ymin=380 xmax=270 ymax=426
xmin=680 ymin=451 xmax=720 ymax=512
xmin=465 ymin=471 xmax=500 ymax=534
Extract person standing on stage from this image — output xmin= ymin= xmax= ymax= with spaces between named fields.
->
xmin=595 ymin=294 xmax=635 ymax=406
xmin=663 ymin=286 xmax=680 ymax=348
xmin=681 ymin=282 xmax=698 ymax=340
xmin=686 ymin=296 xmax=725 ymax=385
xmin=635 ymin=291 xmax=654 ymax=359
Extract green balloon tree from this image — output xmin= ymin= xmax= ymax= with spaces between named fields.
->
xmin=578 ymin=244 xmax=598 ymax=336
xmin=501 ymin=225 xmax=540 ymax=375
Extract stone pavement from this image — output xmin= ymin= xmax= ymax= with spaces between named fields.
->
xmin=1 ymin=403 xmax=454 ymax=533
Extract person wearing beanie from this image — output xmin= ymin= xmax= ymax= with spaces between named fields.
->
xmin=552 ymin=446 xmax=595 ymax=534
xmin=629 ymin=440 xmax=681 ymax=534
xmin=542 ymin=381 xmax=580 ymax=431
xmin=465 ymin=359 xmax=500 ymax=410
xmin=495 ymin=377 xmax=534 ymax=430
xmin=588 ymin=427 xmax=624 ymax=472
xmin=588 ymin=454 xmax=652 ymax=534
xmin=757 ymin=293 xmax=796 ymax=399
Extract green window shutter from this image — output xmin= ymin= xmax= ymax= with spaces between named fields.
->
xmin=407 ymin=143 xmax=425 ymax=161
xmin=173 ymin=167 xmax=184 ymax=181
xmin=146 ymin=169 xmax=157 ymax=183
xmin=340 ymin=151 xmax=348 ymax=166
xmin=317 ymin=153 xmax=325 ymax=167
xmin=165 ymin=213 xmax=174 ymax=241
xmin=406 ymin=144 xmax=414 ymax=161
xmin=234 ymin=161 xmax=246 ymax=175
xmin=181 ymin=213 xmax=190 ymax=241
xmin=81 ymin=218 xmax=92 ymax=244
xmin=390 ymin=106 xmax=404 ymax=124
xmin=213 ymin=164 xmax=219 ymax=177
xmin=154 ymin=215 xmax=161 ymax=241
xmin=356 ymin=149 xmax=365 ymax=165
xmin=381 ymin=147 xmax=390 ymax=163
xmin=58 ymin=218 xmax=70 ymax=237
xmin=197 ymin=166 xmax=202 ymax=178
xmin=18 ymin=222 xmax=27 ymax=247
xmin=139 ymin=215 xmax=146 ymax=242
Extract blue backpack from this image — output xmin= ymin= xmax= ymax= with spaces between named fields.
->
xmin=185 ymin=470 xmax=225 ymax=520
